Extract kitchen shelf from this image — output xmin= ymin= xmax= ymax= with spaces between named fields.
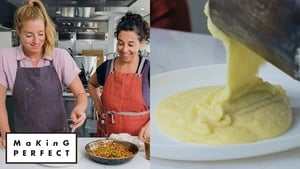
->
xmin=58 ymin=31 xmax=108 ymax=40
xmin=57 ymin=27 xmax=101 ymax=32
xmin=54 ymin=16 xmax=109 ymax=22
xmin=54 ymin=17 xmax=109 ymax=33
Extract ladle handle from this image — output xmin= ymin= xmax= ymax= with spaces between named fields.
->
xmin=209 ymin=0 xmax=300 ymax=80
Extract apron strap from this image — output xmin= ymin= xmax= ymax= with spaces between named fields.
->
xmin=109 ymin=58 xmax=115 ymax=73
xmin=109 ymin=57 xmax=146 ymax=76
xmin=136 ymin=57 xmax=146 ymax=77
xmin=101 ymin=110 xmax=150 ymax=124
xmin=17 ymin=60 xmax=21 ymax=68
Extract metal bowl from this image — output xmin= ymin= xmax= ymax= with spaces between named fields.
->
xmin=85 ymin=139 xmax=139 ymax=165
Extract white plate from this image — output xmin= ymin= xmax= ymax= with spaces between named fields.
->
xmin=151 ymin=63 xmax=300 ymax=161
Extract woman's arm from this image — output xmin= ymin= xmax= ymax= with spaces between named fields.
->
xmin=0 ymin=85 xmax=10 ymax=148
xmin=138 ymin=119 xmax=150 ymax=141
xmin=68 ymin=76 xmax=88 ymax=130
xmin=87 ymin=73 xmax=103 ymax=116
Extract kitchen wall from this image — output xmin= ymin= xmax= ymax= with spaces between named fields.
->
xmin=187 ymin=0 xmax=210 ymax=34
xmin=0 ymin=31 xmax=12 ymax=48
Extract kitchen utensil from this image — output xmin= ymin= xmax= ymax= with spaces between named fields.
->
xmin=144 ymin=137 xmax=150 ymax=160
xmin=208 ymin=0 xmax=300 ymax=80
xmin=85 ymin=139 xmax=139 ymax=165
xmin=67 ymin=118 xmax=76 ymax=132
xmin=101 ymin=119 xmax=108 ymax=139
xmin=73 ymin=55 xmax=97 ymax=76
xmin=79 ymin=66 xmax=88 ymax=87
xmin=86 ymin=66 xmax=94 ymax=79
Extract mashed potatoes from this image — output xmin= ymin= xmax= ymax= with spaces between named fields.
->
xmin=154 ymin=2 xmax=292 ymax=145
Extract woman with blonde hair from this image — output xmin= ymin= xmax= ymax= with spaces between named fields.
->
xmin=0 ymin=0 xmax=87 ymax=148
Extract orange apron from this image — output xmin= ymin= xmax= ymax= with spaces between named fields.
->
xmin=96 ymin=57 xmax=150 ymax=137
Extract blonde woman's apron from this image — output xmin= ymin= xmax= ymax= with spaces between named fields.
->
xmin=13 ymin=60 xmax=68 ymax=132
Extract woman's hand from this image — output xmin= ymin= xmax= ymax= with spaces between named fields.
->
xmin=68 ymin=76 xmax=88 ymax=131
xmin=0 ymin=137 xmax=6 ymax=149
xmin=69 ymin=108 xmax=86 ymax=131
xmin=138 ymin=121 xmax=150 ymax=141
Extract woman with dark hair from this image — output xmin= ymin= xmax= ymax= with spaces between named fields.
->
xmin=88 ymin=12 xmax=150 ymax=141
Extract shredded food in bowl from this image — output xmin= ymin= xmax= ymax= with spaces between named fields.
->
xmin=90 ymin=142 xmax=133 ymax=158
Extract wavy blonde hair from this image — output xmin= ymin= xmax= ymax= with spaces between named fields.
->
xmin=14 ymin=0 xmax=56 ymax=57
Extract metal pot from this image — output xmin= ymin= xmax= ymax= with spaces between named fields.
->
xmin=77 ymin=7 xmax=95 ymax=18
xmin=60 ymin=7 xmax=75 ymax=17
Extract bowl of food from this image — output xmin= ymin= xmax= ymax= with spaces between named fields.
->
xmin=85 ymin=139 xmax=139 ymax=165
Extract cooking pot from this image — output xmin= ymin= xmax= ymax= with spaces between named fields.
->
xmin=60 ymin=7 xmax=75 ymax=17
xmin=77 ymin=7 xmax=95 ymax=18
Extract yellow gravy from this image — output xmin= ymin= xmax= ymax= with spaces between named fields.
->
xmin=154 ymin=2 xmax=292 ymax=145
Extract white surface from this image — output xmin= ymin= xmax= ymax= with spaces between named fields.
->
xmin=151 ymin=28 xmax=300 ymax=169
xmin=39 ymin=163 xmax=76 ymax=168
xmin=0 ymin=138 xmax=150 ymax=169
xmin=150 ymin=28 xmax=226 ymax=75
xmin=151 ymin=64 xmax=300 ymax=161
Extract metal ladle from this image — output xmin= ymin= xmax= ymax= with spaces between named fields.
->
xmin=209 ymin=0 xmax=300 ymax=80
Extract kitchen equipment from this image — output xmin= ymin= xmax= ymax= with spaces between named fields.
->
xmin=79 ymin=66 xmax=88 ymax=87
xmin=77 ymin=7 xmax=95 ymax=18
xmin=85 ymin=139 xmax=139 ymax=165
xmin=144 ymin=137 xmax=150 ymax=160
xmin=60 ymin=7 xmax=75 ymax=17
xmin=82 ymin=50 xmax=105 ymax=66
xmin=73 ymin=55 xmax=97 ymax=78
xmin=208 ymin=0 xmax=300 ymax=80
xmin=101 ymin=119 xmax=108 ymax=139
